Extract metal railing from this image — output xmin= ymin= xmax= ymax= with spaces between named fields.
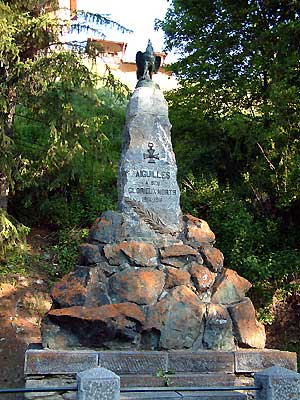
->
xmin=0 ymin=384 xmax=262 ymax=395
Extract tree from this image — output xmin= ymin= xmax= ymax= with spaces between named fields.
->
xmin=0 ymin=0 xmax=130 ymax=210
xmin=158 ymin=0 xmax=300 ymax=209
xmin=0 ymin=0 xmax=131 ymax=252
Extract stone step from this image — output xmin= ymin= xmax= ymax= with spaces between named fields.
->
xmin=24 ymin=348 xmax=297 ymax=377
xmin=121 ymin=390 xmax=247 ymax=400
xmin=120 ymin=373 xmax=249 ymax=388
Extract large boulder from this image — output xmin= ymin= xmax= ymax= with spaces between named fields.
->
xmin=211 ymin=268 xmax=252 ymax=304
xmin=108 ymin=269 xmax=165 ymax=305
xmin=146 ymin=285 xmax=206 ymax=349
xmin=104 ymin=241 xmax=158 ymax=267
xmin=164 ymin=266 xmax=191 ymax=289
xmin=42 ymin=303 xmax=145 ymax=349
xmin=203 ymin=304 xmax=235 ymax=350
xmin=51 ymin=267 xmax=109 ymax=308
xmin=160 ymin=244 xmax=202 ymax=268
xmin=184 ymin=214 xmax=215 ymax=245
xmin=228 ymin=297 xmax=266 ymax=348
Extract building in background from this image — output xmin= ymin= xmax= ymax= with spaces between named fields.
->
xmin=87 ymin=39 xmax=178 ymax=91
xmin=55 ymin=1 xmax=177 ymax=91
xmin=56 ymin=0 xmax=77 ymax=21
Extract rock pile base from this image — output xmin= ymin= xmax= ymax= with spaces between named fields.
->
xmin=42 ymin=212 xmax=265 ymax=351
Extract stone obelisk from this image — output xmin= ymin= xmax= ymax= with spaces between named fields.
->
xmin=118 ymin=40 xmax=182 ymax=242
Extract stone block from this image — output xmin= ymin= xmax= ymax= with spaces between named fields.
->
xmin=120 ymin=375 xmax=167 ymax=388
xmin=160 ymin=255 xmax=201 ymax=269
xmin=121 ymin=393 xmax=181 ymax=400
xmin=203 ymin=304 xmax=235 ymax=350
xmin=254 ymin=365 xmax=300 ymax=400
xmin=160 ymin=244 xmax=202 ymax=269
xmin=121 ymin=241 xmax=158 ymax=267
xmin=146 ymin=285 xmax=206 ymax=350
xmin=228 ymin=298 xmax=266 ymax=348
xmin=177 ymin=391 xmax=246 ymax=400
xmin=167 ymin=351 xmax=234 ymax=373
xmin=98 ymin=351 xmax=167 ymax=374
xmin=77 ymin=367 xmax=120 ymax=400
xmin=184 ymin=215 xmax=215 ymax=245
xmin=160 ymin=244 xmax=199 ymax=258
xmin=162 ymin=373 xmax=237 ymax=388
xmin=104 ymin=242 xmax=158 ymax=267
xmin=108 ymin=269 xmax=165 ymax=305
xmin=120 ymin=373 xmax=237 ymax=388
xmin=211 ymin=269 xmax=252 ymax=305
xmin=199 ymin=245 xmax=224 ymax=272
xmin=234 ymin=349 xmax=297 ymax=373
xmin=24 ymin=349 xmax=98 ymax=375
xmin=25 ymin=376 xmax=76 ymax=399
xmin=165 ymin=266 xmax=191 ymax=289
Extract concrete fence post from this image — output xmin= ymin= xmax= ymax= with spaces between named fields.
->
xmin=77 ymin=367 xmax=120 ymax=400
xmin=254 ymin=365 xmax=300 ymax=400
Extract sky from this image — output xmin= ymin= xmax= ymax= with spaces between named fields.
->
xmin=75 ymin=0 xmax=173 ymax=62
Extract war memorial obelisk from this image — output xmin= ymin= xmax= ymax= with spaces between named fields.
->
xmin=24 ymin=41 xmax=297 ymax=395
xmin=41 ymin=39 xmax=266 ymax=350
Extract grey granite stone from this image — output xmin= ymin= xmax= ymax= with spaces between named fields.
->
xmin=121 ymin=393 xmax=181 ymax=400
xmin=177 ymin=391 xmax=246 ymax=400
xmin=118 ymin=86 xmax=182 ymax=240
xmin=77 ymin=367 xmax=120 ymax=400
xmin=255 ymin=366 xmax=300 ymax=400
xmin=203 ymin=304 xmax=235 ymax=350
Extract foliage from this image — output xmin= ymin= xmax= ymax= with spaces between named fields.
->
xmin=155 ymin=369 xmax=175 ymax=387
xmin=159 ymin=2 xmax=300 ymax=318
xmin=0 ymin=209 xmax=30 ymax=256
xmin=159 ymin=0 xmax=300 ymax=210
xmin=11 ymin=83 xmax=127 ymax=227
xmin=0 ymin=0 xmax=129 ymax=256
xmin=46 ymin=227 xmax=89 ymax=280
xmin=0 ymin=225 xmax=88 ymax=282
xmin=180 ymin=174 xmax=300 ymax=303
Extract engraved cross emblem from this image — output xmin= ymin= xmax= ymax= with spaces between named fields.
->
xmin=143 ymin=142 xmax=159 ymax=163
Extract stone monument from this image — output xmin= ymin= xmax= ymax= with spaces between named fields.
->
xmin=41 ymin=41 xmax=266 ymax=351
xmin=24 ymin=43 xmax=297 ymax=400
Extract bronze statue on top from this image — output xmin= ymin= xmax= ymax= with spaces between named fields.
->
xmin=135 ymin=40 xmax=161 ymax=88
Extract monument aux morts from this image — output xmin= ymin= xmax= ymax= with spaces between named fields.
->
xmin=24 ymin=41 xmax=297 ymax=399
xmin=40 ymin=39 xmax=267 ymax=351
